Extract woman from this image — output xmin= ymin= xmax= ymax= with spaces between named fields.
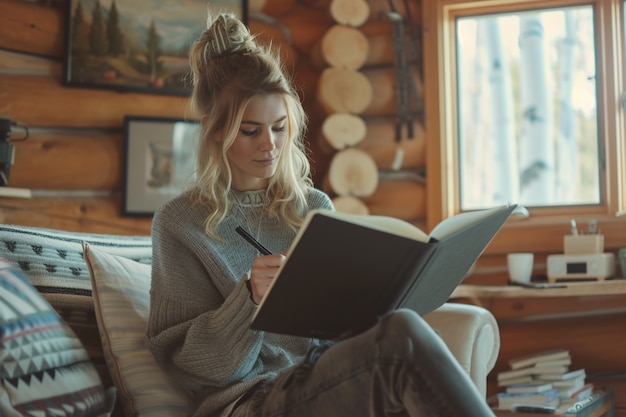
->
xmin=146 ymin=11 xmax=496 ymax=417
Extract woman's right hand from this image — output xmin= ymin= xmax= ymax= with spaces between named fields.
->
xmin=248 ymin=254 xmax=286 ymax=304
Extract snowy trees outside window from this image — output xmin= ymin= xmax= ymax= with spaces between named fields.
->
xmin=455 ymin=6 xmax=600 ymax=210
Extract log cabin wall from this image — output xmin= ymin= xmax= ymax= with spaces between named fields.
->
xmin=0 ymin=0 xmax=426 ymax=235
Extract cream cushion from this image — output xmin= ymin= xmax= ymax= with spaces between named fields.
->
xmin=83 ymin=243 xmax=188 ymax=417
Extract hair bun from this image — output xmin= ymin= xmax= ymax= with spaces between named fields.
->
xmin=201 ymin=13 xmax=249 ymax=61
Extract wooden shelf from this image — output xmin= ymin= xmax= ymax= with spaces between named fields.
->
xmin=453 ymin=280 xmax=626 ymax=299
xmin=451 ymin=280 xmax=626 ymax=321
xmin=0 ymin=187 xmax=32 ymax=198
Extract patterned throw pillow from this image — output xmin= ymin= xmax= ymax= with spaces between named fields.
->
xmin=82 ymin=243 xmax=188 ymax=417
xmin=0 ymin=257 xmax=113 ymax=417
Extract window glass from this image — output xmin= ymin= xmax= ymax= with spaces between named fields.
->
xmin=455 ymin=6 xmax=600 ymax=210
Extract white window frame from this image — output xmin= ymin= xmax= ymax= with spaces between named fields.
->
xmin=423 ymin=0 xmax=626 ymax=255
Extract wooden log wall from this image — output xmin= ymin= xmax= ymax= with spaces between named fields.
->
xmin=314 ymin=0 xmax=426 ymax=224
xmin=0 ymin=0 xmax=426 ymax=235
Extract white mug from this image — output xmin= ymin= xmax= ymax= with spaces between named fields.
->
xmin=507 ymin=253 xmax=534 ymax=283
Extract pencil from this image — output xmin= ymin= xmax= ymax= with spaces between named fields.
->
xmin=235 ymin=226 xmax=273 ymax=255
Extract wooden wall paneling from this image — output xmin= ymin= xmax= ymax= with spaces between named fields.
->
xmin=361 ymin=66 xmax=422 ymax=117
xmin=247 ymin=13 xmax=298 ymax=72
xmin=253 ymin=0 xmax=297 ymax=16
xmin=0 ymin=195 xmax=151 ymax=235
xmin=0 ymin=49 xmax=60 ymax=75
xmin=365 ymin=0 xmax=420 ymax=24
xmin=275 ymin=4 xmax=333 ymax=55
xmin=362 ymin=178 xmax=426 ymax=220
xmin=1 ymin=74 xmax=189 ymax=128
xmin=0 ymin=0 xmax=65 ymax=58
xmin=356 ymin=116 xmax=425 ymax=170
xmin=9 ymin=128 xmax=122 ymax=190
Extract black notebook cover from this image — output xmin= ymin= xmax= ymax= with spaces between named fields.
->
xmin=250 ymin=205 xmax=516 ymax=339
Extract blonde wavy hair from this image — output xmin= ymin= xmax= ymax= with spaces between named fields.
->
xmin=187 ymin=11 xmax=312 ymax=238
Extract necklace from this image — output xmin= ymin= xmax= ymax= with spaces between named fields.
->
xmin=232 ymin=191 xmax=267 ymax=255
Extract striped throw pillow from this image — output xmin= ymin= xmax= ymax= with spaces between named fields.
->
xmin=83 ymin=243 xmax=188 ymax=417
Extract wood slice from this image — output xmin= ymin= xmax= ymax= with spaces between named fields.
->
xmin=317 ymin=67 xmax=373 ymax=114
xmin=327 ymin=148 xmax=379 ymax=197
xmin=362 ymin=178 xmax=426 ymax=221
xmin=332 ymin=195 xmax=370 ymax=214
xmin=329 ymin=0 xmax=370 ymax=27
xmin=322 ymin=113 xmax=367 ymax=150
xmin=320 ymin=24 xmax=369 ymax=70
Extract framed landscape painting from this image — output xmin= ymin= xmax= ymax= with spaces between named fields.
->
xmin=64 ymin=0 xmax=247 ymax=95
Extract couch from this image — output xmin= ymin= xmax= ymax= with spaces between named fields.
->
xmin=0 ymin=224 xmax=500 ymax=417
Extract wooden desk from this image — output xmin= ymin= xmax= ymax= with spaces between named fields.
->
xmin=451 ymin=280 xmax=626 ymax=416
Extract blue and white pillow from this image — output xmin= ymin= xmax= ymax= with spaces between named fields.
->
xmin=0 ymin=257 xmax=113 ymax=417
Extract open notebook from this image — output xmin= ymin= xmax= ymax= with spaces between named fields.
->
xmin=250 ymin=204 xmax=516 ymax=339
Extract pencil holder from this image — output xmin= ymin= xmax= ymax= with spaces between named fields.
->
xmin=563 ymin=234 xmax=604 ymax=254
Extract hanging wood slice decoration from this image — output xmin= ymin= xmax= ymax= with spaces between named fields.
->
xmin=328 ymin=148 xmax=379 ymax=197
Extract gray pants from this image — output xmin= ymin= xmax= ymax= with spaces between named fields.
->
xmin=232 ymin=309 xmax=496 ymax=417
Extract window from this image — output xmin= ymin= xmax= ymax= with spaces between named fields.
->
xmin=456 ymin=6 xmax=599 ymax=210
xmin=423 ymin=0 xmax=626 ymax=253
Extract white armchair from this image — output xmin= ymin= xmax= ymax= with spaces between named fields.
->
xmin=424 ymin=302 xmax=500 ymax=398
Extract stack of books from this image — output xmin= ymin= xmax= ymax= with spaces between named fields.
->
xmin=494 ymin=349 xmax=592 ymax=410
xmin=492 ymin=389 xmax=614 ymax=417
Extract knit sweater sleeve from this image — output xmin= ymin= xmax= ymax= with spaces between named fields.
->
xmin=147 ymin=205 xmax=264 ymax=389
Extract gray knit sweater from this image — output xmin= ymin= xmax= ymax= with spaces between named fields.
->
xmin=146 ymin=187 xmax=334 ymax=417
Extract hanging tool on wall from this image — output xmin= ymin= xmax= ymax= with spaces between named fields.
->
xmin=383 ymin=0 xmax=424 ymax=170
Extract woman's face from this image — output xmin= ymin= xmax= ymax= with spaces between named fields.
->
xmin=226 ymin=94 xmax=287 ymax=191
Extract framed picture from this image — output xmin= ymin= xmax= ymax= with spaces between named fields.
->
xmin=122 ymin=115 xmax=200 ymax=216
xmin=64 ymin=0 xmax=247 ymax=95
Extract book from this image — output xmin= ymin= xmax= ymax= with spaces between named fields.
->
xmin=492 ymin=389 xmax=613 ymax=417
xmin=537 ymin=369 xmax=586 ymax=382
xmin=560 ymin=383 xmax=594 ymax=404
xmin=562 ymin=389 xmax=613 ymax=417
xmin=506 ymin=382 xmax=554 ymax=394
xmin=249 ymin=204 xmax=516 ymax=339
xmin=553 ymin=376 xmax=586 ymax=390
xmin=498 ymin=375 xmax=534 ymax=387
xmin=509 ymin=349 xmax=571 ymax=370
xmin=533 ymin=358 xmax=572 ymax=369
xmin=496 ymin=387 xmax=561 ymax=410
xmin=497 ymin=364 xmax=569 ymax=382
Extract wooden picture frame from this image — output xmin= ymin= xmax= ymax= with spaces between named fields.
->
xmin=64 ymin=0 xmax=247 ymax=96
xmin=122 ymin=116 xmax=200 ymax=216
